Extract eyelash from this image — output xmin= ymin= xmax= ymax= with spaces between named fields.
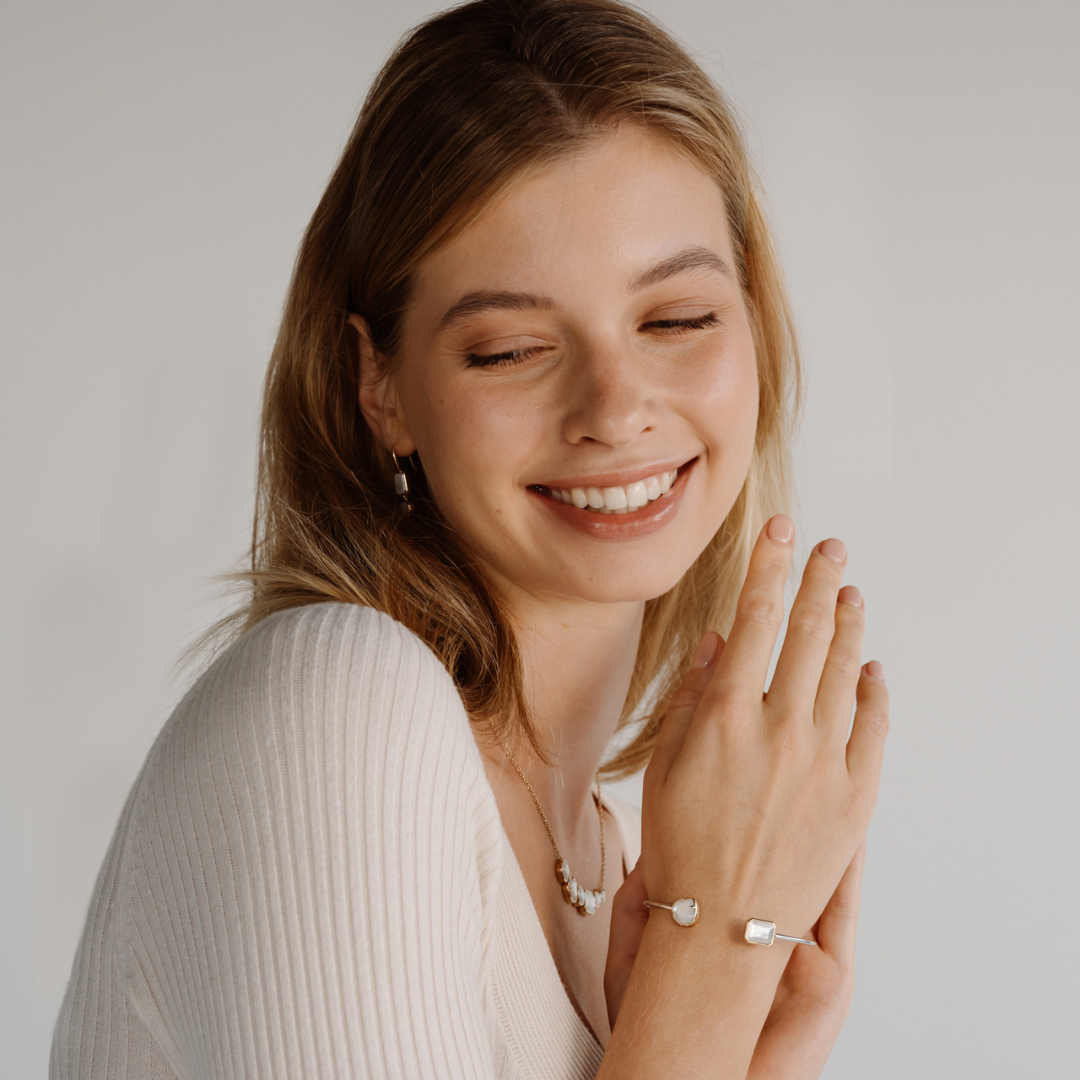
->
xmin=642 ymin=313 xmax=719 ymax=333
xmin=465 ymin=312 xmax=720 ymax=367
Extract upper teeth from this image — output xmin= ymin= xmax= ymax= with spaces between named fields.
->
xmin=546 ymin=469 xmax=678 ymax=514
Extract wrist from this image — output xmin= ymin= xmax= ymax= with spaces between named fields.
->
xmin=600 ymin=909 xmax=788 ymax=1079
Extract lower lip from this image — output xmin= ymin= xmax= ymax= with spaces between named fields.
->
xmin=529 ymin=462 xmax=694 ymax=541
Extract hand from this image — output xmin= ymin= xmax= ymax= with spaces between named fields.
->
xmin=636 ymin=517 xmax=888 ymax=1043
xmin=747 ymin=839 xmax=868 ymax=1080
xmin=605 ymin=659 xmax=879 ymax=1058
xmin=606 ymin=633 xmax=733 ymax=1030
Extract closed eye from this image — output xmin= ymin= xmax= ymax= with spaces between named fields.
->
xmin=466 ymin=313 xmax=719 ymax=366
xmin=465 ymin=345 xmax=547 ymax=368
xmin=640 ymin=313 xmax=720 ymax=333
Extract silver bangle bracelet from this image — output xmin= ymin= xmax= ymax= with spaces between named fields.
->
xmin=642 ymin=900 xmax=818 ymax=947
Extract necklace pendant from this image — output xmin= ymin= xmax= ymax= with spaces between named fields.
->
xmin=555 ymin=857 xmax=605 ymax=915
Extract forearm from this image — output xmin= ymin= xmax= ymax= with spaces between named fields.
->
xmin=598 ymin=916 xmax=788 ymax=1079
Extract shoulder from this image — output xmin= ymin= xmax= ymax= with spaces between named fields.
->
xmin=89 ymin=603 xmax=503 ymax=1077
xmin=243 ymin=600 xmax=449 ymax=673
xmin=136 ymin=602 xmax=495 ymax=842
xmin=173 ymin=601 xmax=468 ymax=751
xmin=221 ymin=601 xmax=460 ymax=713
xmin=131 ymin=599 xmax=502 ymax=895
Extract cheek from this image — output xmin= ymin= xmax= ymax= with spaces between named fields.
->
xmin=405 ymin=376 xmax=532 ymax=516
xmin=690 ymin=335 xmax=760 ymax=460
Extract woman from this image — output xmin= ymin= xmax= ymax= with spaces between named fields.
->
xmin=51 ymin=1 xmax=888 ymax=1076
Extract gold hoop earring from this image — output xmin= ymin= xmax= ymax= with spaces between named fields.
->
xmin=391 ymin=452 xmax=412 ymax=514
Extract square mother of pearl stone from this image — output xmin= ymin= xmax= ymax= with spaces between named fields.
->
xmin=744 ymin=919 xmax=777 ymax=946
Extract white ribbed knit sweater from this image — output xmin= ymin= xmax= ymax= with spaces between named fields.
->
xmin=50 ymin=602 xmax=641 ymax=1079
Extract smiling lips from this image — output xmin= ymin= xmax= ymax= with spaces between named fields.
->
xmin=528 ymin=461 xmax=692 ymax=539
xmin=533 ymin=468 xmax=679 ymax=514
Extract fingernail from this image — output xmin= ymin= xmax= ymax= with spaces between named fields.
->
xmin=837 ymin=585 xmax=863 ymax=608
xmin=819 ymin=537 xmax=846 ymax=563
xmin=864 ymin=659 xmax=884 ymax=680
xmin=767 ymin=514 xmax=794 ymax=543
xmin=692 ymin=632 xmax=720 ymax=669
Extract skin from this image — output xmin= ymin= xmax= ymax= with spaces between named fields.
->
xmin=354 ymin=125 xmax=888 ymax=1076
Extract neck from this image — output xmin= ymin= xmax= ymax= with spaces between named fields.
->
xmin=487 ymin=581 xmax=644 ymax=835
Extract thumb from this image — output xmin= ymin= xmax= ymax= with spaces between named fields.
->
xmin=605 ymin=860 xmax=649 ymax=1028
xmin=814 ymin=839 xmax=866 ymax=967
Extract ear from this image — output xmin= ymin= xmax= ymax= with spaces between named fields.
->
xmin=348 ymin=313 xmax=417 ymax=456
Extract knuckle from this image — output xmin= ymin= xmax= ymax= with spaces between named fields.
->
xmin=843 ymin=783 xmax=870 ymax=820
xmin=835 ymin=599 xmax=865 ymax=627
xmin=807 ymin=750 xmax=835 ymax=784
xmin=667 ymin=686 xmax=700 ymax=711
xmin=709 ymin=683 xmax=747 ymax=721
xmin=788 ymin=604 xmax=836 ymax=644
xmin=769 ymin=717 xmax=809 ymax=758
xmin=810 ymin=550 xmax=846 ymax=581
xmin=739 ymin=590 xmax=784 ymax=629
xmin=850 ymin=779 xmax=881 ymax=819
xmin=859 ymin=705 xmax=890 ymax=739
xmin=871 ymin=679 xmax=891 ymax=706
xmin=828 ymin=652 xmax=863 ymax=684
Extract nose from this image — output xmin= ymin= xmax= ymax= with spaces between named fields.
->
xmin=559 ymin=337 xmax=657 ymax=447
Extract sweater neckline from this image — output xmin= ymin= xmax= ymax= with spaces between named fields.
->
xmin=486 ymin=785 xmax=640 ymax=1072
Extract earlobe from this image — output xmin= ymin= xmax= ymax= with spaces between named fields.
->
xmin=347 ymin=313 xmax=417 ymax=456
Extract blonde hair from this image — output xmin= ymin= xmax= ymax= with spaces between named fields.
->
xmin=233 ymin=0 xmax=799 ymax=776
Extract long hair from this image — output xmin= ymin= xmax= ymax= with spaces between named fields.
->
xmin=229 ymin=0 xmax=800 ymax=775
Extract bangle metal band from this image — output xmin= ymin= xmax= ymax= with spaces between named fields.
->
xmin=642 ymin=902 xmax=817 ymax=946
xmin=643 ymin=898 xmax=699 ymax=926
xmin=744 ymin=918 xmax=817 ymax=947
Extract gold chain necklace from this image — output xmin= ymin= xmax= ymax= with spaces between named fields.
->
xmin=497 ymin=738 xmax=606 ymax=916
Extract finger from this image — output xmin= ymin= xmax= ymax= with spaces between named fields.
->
xmin=845 ymin=661 xmax=889 ymax=785
xmin=814 ymin=839 xmax=867 ymax=966
xmin=605 ymin=861 xmax=650 ymax=1028
xmin=649 ymin=632 xmax=723 ymax=781
xmin=612 ymin=861 xmax=649 ymax=944
xmin=706 ymin=514 xmax=795 ymax=706
xmin=813 ymin=586 xmax=865 ymax=740
xmin=765 ymin=537 xmax=847 ymax=717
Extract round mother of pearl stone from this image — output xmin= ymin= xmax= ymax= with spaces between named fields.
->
xmin=583 ymin=891 xmax=596 ymax=915
xmin=568 ymin=878 xmax=579 ymax=904
xmin=671 ymin=898 xmax=699 ymax=927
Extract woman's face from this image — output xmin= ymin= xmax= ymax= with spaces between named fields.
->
xmin=363 ymin=125 xmax=759 ymax=606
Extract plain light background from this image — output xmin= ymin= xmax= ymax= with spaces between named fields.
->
xmin=2 ymin=0 xmax=1077 ymax=1075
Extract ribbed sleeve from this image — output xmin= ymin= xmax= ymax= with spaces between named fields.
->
xmin=51 ymin=603 xmax=505 ymax=1079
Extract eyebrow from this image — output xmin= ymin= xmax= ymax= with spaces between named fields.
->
xmin=628 ymin=247 xmax=735 ymax=292
xmin=438 ymin=291 xmax=556 ymax=329
xmin=436 ymin=247 xmax=734 ymax=329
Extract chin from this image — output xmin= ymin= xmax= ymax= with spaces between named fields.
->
xmin=562 ymin=577 xmax=687 ymax=605
xmin=458 ymin=496 xmax=726 ymax=606
xmin=525 ymin=547 xmax=704 ymax=605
